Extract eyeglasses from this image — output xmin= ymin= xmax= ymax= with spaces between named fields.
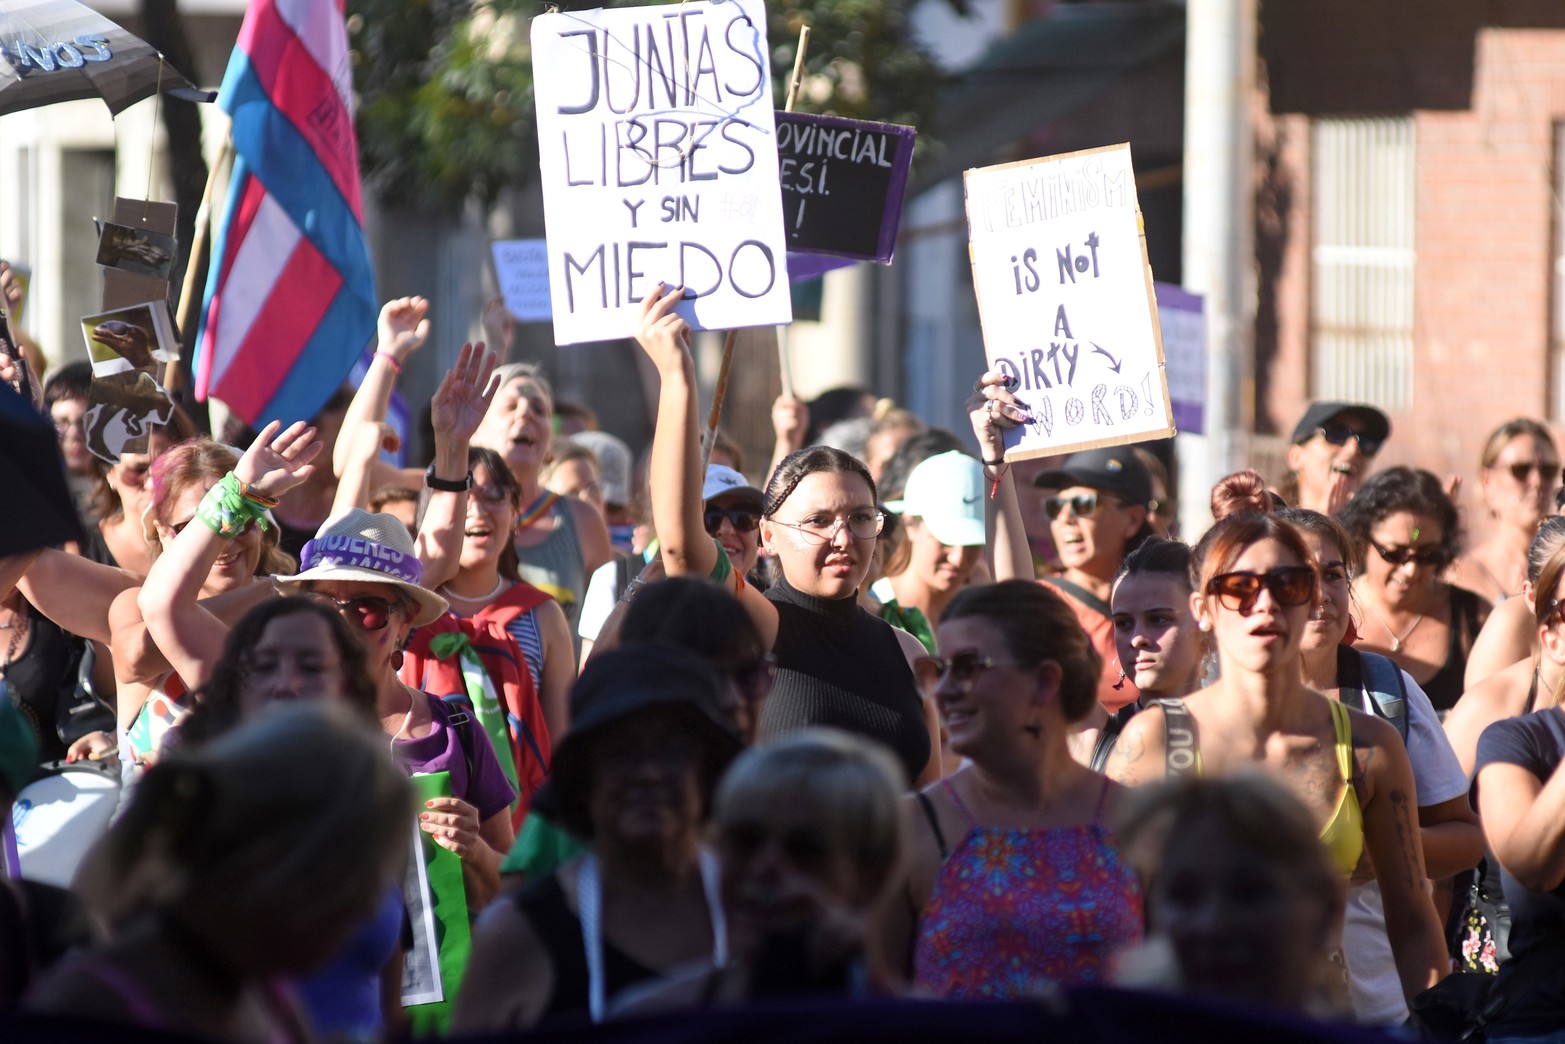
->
xmin=1503 ymin=461 xmax=1560 ymax=483
xmin=914 ymin=650 xmax=998 ymax=693
xmin=769 ymin=510 xmax=884 ymax=544
xmin=470 ymin=485 xmax=512 ymax=506
xmin=1370 ymin=541 xmax=1451 ymax=569
xmin=704 ymin=508 xmax=761 ymax=535
xmin=728 ymin=653 xmax=777 ymax=697
xmin=1043 ymin=492 xmax=1122 ymax=520
xmin=308 ymin=593 xmax=404 ymax=631
xmin=1312 ymin=424 xmax=1384 ymax=457
xmin=52 ymin=416 xmax=85 ymax=436
xmin=1206 ymin=567 xmax=1316 ymax=613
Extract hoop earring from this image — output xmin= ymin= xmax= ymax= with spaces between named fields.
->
xmin=1112 ymin=656 xmax=1127 ymax=691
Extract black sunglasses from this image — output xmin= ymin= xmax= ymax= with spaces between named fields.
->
xmin=1313 ymin=424 xmax=1384 ymax=457
xmin=1043 ymin=492 xmax=1123 ymax=520
xmin=1206 ymin=567 xmax=1316 ymax=613
xmin=1503 ymin=460 xmax=1560 ymax=483
xmin=1370 ymin=541 xmax=1450 ymax=569
xmin=913 ymin=650 xmax=997 ymax=691
xmin=703 ymin=508 xmax=761 ymax=535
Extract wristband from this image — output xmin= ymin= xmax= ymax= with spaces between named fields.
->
xmin=424 ymin=465 xmax=473 ymax=493
xmin=236 ymin=477 xmax=280 ymax=510
xmin=982 ymin=457 xmax=1007 ymax=468
xmin=374 ymin=351 xmax=403 ymax=375
xmin=195 ymin=473 xmax=273 ymax=539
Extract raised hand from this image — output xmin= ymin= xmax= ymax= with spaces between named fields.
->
xmin=480 ymin=295 xmax=516 ymax=359
xmin=431 ymin=342 xmax=500 ymax=445
xmin=235 ymin=420 xmax=323 ymax=500
xmin=633 ymin=283 xmax=692 ymax=375
xmin=967 ymin=370 xmax=1031 ymax=461
xmin=772 ymin=394 xmax=809 ymax=454
xmin=377 ymin=296 xmax=430 ymax=362
xmin=0 ymin=262 xmax=21 ymax=317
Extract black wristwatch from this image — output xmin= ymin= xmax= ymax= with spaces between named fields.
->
xmin=424 ymin=465 xmax=473 ymax=493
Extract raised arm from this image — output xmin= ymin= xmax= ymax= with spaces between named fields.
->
xmin=332 ymin=420 xmax=402 ymax=518
xmin=968 ymin=371 xmax=1032 ymax=582
xmin=770 ymin=393 xmax=808 ymax=479
xmin=634 ymin=285 xmax=715 ymax=580
xmin=19 ymin=551 xmax=136 ymax=645
xmin=137 ymin=421 xmax=321 ymax=690
xmin=333 ymin=297 xmax=429 ymax=484
xmin=416 ymin=342 xmax=499 ymax=591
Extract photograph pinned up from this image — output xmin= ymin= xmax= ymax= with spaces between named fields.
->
xmin=80 ymin=302 xmax=176 ymax=376
xmin=96 ymin=222 xmax=177 ymax=280
xmin=84 ymin=370 xmax=174 ymax=465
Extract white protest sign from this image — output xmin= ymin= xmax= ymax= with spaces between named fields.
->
xmin=531 ymin=0 xmax=792 ymax=345
xmin=491 ymin=239 xmax=553 ymax=322
xmin=964 ymin=143 xmax=1174 ymax=461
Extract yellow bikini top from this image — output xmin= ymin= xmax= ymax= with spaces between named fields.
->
xmin=1160 ymin=697 xmax=1363 ymax=876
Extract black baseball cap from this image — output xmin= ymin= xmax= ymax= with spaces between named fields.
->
xmin=1290 ymin=402 xmax=1391 ymax=447
xmin=1033 ymin=447 xmax=1153 ymax=506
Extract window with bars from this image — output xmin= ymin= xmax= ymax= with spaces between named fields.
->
xmin=1310 ymin=117 xmax=1416 ymax=410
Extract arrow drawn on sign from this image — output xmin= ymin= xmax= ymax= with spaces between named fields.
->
xmin=1090 ymin=341 xmax=1122 ymax=374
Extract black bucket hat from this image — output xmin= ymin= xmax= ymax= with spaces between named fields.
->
xmin=550 ymin=643 xmax=742 ymax=840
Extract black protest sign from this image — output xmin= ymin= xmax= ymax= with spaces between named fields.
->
xmin=775 ymin=113 xmax=915 ymax=262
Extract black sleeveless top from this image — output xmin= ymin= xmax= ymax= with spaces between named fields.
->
xmin=758 ymin=577 xmax=930 ymax=783
xmin=512 ymin=872 xmax=657 ymax=1026
xmin=1421 ymin=585 xmax=1486 ymax=713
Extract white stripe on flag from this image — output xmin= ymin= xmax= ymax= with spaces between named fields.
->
xmin=209 ymin=190 xmax=303 ymax=386
xmin=275 ymin=0 xmax=354 ymax=114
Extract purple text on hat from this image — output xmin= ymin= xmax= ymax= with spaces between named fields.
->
xmin=299 ymin=536 xmax=424 ymax=585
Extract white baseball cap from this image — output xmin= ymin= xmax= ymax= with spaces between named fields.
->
xmin=884 ymin=451 xmax=986 ymax=547
xmin=701 ymin=464 xmax=765 ymax=512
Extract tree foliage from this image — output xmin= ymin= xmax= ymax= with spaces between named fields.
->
xmin=347 ymin=0 xmax=947 ymax=213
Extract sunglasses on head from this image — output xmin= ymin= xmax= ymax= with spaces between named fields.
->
xmin=1206 ymin=567 xmax=1316 ymax=613
xmin=1043 ymin=492 xmax=1122 ymax=520
xmin=1370 ymin=541 xmax=1450 ymax=569
xmin=1503 ymin=460 xmax=1560 ymax=483
xmin=309 ymin=593 xmax=404 ymax=631
xmin=1313 ymin=424 xmax=1384 ymax=457
xmin=703 ymin=508 xmax=761 ymax=535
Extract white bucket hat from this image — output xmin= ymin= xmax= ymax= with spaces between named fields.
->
xmin=275 ymin=508 xmax=449 ymax=626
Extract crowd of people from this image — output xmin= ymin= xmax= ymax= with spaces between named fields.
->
xmin=4 ymin=279 xmax=1565 ymax=1043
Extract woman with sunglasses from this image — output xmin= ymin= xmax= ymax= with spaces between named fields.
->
xmin=632 ymin=285 xmax=938 ymax=785
xmin=1339 ymin=466 xmax=1491 ymax=716
xmin=1106 ymin=507 xmax=1450 ymax=1007
xmin=1283 ymin=401 xmax=1390 ymax=514
xmin=892 ymin=580 xmax=1142 ymax=998
xmin=1451 ymin=419 xmax=1561 ymax=606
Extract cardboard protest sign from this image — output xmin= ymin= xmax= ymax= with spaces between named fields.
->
xmin=964 ymin=143 xmax=1174 ymax=461
xmin=774 ymin=113 xmax=915 ymax=262
xmin=490 ymin=239 xmax=553 ymax=322
xmin=1155 ymin=282 xmax=1206 ymax=435
xmin=531 ymin=0 xmax=792 ymax=345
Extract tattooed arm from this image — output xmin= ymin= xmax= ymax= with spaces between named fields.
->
xmin=1103 ymin=705 xmax=1167 ymax=786
xmin=1356 ymin=711 xmax=1450 ymax=1000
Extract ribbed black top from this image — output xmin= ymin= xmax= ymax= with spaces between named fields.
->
xmin=759 ymin=576 xmax=930 ymax=783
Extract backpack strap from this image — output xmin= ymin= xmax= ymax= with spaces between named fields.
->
xmin=1090 ymin=703 xmax=1137 ymax=773
xmin=1340 ymin=646 xmax=1409 ymax=743
xmin=1042 ymin=576 xmax=1112 ymax=619
xmin=914 ymin=790 xmax=949 ymax=861
xmin=1158 ymin=698 xmax=1199 ymax=778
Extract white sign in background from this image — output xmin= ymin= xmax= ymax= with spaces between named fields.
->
xmin=531 ymin=0 xmax=793 ymax=345
xmin=491 ymin=239 xmax=553 ymax=322
xmin=964 ymin=143 xmax=1174 ymax=461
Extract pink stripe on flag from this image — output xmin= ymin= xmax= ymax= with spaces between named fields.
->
xmin=197 ymin=174 xmax=271 ymax=399
xmin=238 ymin=0 xmax=362 ymax=218
xmin=208 ymin=237 xmax=343 ymax=420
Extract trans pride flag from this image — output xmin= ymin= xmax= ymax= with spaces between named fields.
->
xmin=194 ymin=0 xmax=377 ymax=425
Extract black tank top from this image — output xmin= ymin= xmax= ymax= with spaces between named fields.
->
xmin=1421 ymin=585 xmax=1485 ymax=713
xmin=758 ymin=576 xmax=930 ymax=783
xmin=512 ymin=873 xmax=657 ymax=1026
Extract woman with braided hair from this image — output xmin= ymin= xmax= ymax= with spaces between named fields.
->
xmin=633 ymin=285 xmax=939 ymax=785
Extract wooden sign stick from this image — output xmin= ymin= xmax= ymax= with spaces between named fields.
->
xmin=701 ymin=25 xmax=812 ymax=474
xmin=164 ymin=135 xmax=233 ymax=393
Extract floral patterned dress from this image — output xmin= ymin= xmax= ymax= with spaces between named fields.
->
xmin=913 ymin=778 xmax=1143 ymax=1000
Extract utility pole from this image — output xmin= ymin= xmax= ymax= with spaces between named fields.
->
xmin=1177 ymin=0 xmax=1256 ymax=541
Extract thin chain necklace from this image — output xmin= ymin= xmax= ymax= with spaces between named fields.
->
xmin=439 ymin=575 xmax=507 ymax=604
xmin=1366 ymin=598 xmax=1424 ymax=653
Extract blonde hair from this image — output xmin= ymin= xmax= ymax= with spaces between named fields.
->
xmin=714 ymin=729 xmax=907 ymax=901
xmin=75 ymin=702 xmax=411 ymax=931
